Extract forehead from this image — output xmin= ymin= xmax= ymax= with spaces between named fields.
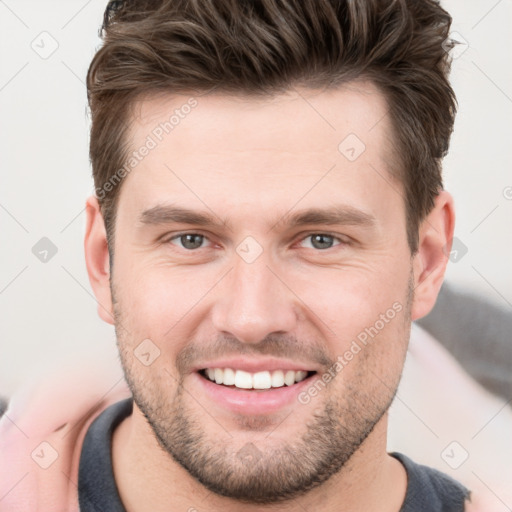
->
xmin=117 ymin=82 xmax=401 ymax=228
xmin=129 ymin=82 xmax=392 ymax=157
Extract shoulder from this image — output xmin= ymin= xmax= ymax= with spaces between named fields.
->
xmin=0 ymin=358 xmax=130 ymax=511
xmin=391 ymin=452 xmax=469 ymax=511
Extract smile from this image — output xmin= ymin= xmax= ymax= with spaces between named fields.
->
xmin=193 ymin=358 xmax=320 ymax=414
xmin=200 ymin=368 xmax=315 ymax=390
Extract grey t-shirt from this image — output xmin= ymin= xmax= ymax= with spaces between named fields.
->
xmin=78 ymin=398 xmax=470 ymax=511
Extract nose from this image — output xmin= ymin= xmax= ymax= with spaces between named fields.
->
xmin=211 ymin=253 xmax=298 ymax=345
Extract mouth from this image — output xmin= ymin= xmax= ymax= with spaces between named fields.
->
xmin=198 ymin=368 xmax=317 ymax=391
xmin=193 ymin=359 xmax=321 ymax=415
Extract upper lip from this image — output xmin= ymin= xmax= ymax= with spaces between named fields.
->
xmin=194 ymin=357 xmax=319 ymax=374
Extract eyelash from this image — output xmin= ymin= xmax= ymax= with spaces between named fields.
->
xmin=164 ymin=232 xmax=348 ymax=251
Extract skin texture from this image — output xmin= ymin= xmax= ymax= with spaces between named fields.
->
xmin=85 ymin=82 xmax=456 ymax=511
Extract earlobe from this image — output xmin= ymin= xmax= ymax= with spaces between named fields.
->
xmin=84 ymin=195 xmax=115 ymax=325
xmin=411 ymin=190 xmax=455 ymax=321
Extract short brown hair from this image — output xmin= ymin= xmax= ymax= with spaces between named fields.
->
xmin=87 ymin=0 xmax=457 ymax=254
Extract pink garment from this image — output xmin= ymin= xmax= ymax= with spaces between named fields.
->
xmin=0 ymin=362 xmax=131 ymax=512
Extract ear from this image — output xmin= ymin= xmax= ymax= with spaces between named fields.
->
xmin=84 ymin=195 xmax=115 ymax=325
xmin=411 ymin=190 xmax=455 ymax=321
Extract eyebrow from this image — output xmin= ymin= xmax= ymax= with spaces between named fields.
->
xmin=139 ymin=204 xmax=376 ymax=231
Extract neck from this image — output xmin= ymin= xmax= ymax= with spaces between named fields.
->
xmin=112 ymin=404 xmax=407 ymax=512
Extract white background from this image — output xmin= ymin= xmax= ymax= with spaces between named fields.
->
xmin=0 ymin=0 xmax=511 ymax=396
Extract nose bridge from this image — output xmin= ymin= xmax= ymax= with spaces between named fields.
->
xmin=211 ymin=250 xmax=297 ymax=344
xmin=233 ymin=255 xmax=274 ymax=309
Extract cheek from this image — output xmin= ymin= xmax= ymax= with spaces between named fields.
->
xmin=321 ymin=304 xmax=409 ymax=406
xmin=113 ymin=263 xmax=215 ymax=342
xmin=290 ymin=261 xmax=410 ymax=338
xmin=290 ymin=263 xmax=411 ymax=389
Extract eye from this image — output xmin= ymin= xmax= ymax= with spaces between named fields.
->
xmin=299 ymin=234 xmax=343 ymax=250
xmin=168 ymin=233 xmax=210 ymax=250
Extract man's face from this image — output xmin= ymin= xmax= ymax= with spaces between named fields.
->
xmin=110 ymin=83 xmax=413 ymax=503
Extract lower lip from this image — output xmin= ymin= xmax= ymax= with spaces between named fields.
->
xmin=193 ymin=372 xmax=316 ymax=415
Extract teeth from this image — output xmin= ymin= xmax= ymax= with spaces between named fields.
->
xmin=223 ymin=367 xmax=235 ymax=385
xmin=234 ymin=370 xmax=253 ymax=389
xmin=203 ymin=368 xmax=310 ymax=389
xmin=253 ymin=371 xmax=271 ymax=389
xmin=271 ymin=370 xmax=284 ymax=387
xmin=284 ymin=370 xmax=295 ymax=386
xmin=295 ymin=370 xmax=308 ymax=382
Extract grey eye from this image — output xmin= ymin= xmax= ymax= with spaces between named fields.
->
xmin=175 ymin=234 xmax=205 ymax=250
xmin=308 ymin=234 xmax=337 ymax=250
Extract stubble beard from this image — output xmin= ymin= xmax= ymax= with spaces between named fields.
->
xmin=112 ymin=278 xmax=413 ymax=504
